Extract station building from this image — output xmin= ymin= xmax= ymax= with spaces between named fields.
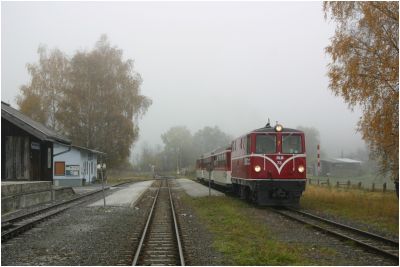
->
xmin=1 ymin=101 xmax=105 ymax=186
xmin=53 ymin=143 xmax=104 ymax=186
xmin=313 ymin=157 xmax=362 ymax=177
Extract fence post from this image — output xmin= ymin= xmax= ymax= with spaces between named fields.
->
xmin=372 ymin=183 xmax=375 ymax=192
xmin=358 ymin=182 xmax=362 ymax=189
xmin=347 ymin=180 xmax=350 ymax=188
xmin=309 ymin=179 xmax=311 ymax=185
xmin=383 ymin=183 xmax=387 ymax=192
xmin=336 ymin=181 xmax=339 ymax=188
xmin=317 ymin=179 xmax=320 ymax=185
xmin=327 ymin=178 xmax=330 ymax=187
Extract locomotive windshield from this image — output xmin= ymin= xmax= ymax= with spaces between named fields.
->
xmin=255 ymin=134 xmax=276 ymax=154
xmin=282 ymin=134 xmax=302 ymax=154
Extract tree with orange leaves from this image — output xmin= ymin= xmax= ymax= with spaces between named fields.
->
xmin=324 ymin=2 xmax=399 ymax=184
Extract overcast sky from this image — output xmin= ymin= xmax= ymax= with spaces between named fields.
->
xmin=1 ymin=1 xmax=366 ymax=159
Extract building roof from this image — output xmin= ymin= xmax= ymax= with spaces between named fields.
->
xmin=1 ymin=101 xmax=71 ymax=145
xmin=71 ymin=145 xmax=106 ymax=155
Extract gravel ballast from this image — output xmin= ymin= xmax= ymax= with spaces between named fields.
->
xmin=171 ymin=181 xmax=226 ymax=266
xmin=1 ymin=179 xmax=398 ymax=266
xmin=248 ymin=207 xmax=398 ymax=265
xmin=1 ymin=185 xmax=156 ymax=266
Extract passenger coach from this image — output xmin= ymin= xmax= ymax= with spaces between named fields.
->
xmin=196 ymin=146 xmax=231 ymax=188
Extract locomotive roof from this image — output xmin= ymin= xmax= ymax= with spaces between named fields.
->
xmin=251 ymin=126 xmax=303 ymax=133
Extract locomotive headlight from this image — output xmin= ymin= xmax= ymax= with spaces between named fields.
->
xmin=298 ymin=165 xmax=305 ymax=173
xmin=254 ymin=165 xmax=261 ymax=173
xmin=275 ymin=124 xmax=283 ymax=132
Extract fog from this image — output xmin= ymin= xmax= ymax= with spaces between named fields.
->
xmin=1 ymin=1 xmax=366 ymax=160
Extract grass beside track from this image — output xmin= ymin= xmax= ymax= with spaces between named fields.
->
xmin=183 ymin=195 xmax=310 ymax=265
xmin=300 ymin=185 xmax=399 ymax=235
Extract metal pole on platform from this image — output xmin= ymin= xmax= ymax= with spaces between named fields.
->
xmin=317 ymin=144 xmax=320 ymax=176
xmin=209 ymin=153 xmax=214 ymax=197
xmin=208 ymin=168 xmax=211 ymax=197
xmin=101 ymin=170 xmax=106 ymax=208
xmin=99 ymin=157 xmax=106 ymax=208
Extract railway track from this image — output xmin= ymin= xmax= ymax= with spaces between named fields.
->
xmin=132 ymin=178 xmax=185 ymax=266
xmin=273 ymin=207 xmax=399 ymax=261
xmin=1 ymin=181 xmax=132 ymax=242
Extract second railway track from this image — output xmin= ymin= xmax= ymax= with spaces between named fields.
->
xmin=1 ymin=181 xmax=133 ymax=242
xmin=272 ymin=207 xmax=399 ymax=261
xmin=132 ymin=178 xmax=185 ymax=266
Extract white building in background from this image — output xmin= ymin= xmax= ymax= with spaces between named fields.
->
xmin=53 ymin=143 xmax=105 ymax=187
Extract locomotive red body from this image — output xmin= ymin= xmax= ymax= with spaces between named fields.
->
xmin=196 ymin=123 xmax=306 ymax=206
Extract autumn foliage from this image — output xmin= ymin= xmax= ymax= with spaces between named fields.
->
xmin=324 ymin=2 xmax=399 ymax=181
xmin=17 ymin=35 xmax=151 ymax=167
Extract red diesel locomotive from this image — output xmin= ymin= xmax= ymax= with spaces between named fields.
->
xmin=196 ymin=123 xmax=306 ymax=206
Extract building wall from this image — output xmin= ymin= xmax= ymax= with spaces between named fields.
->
xmin=1 ymin=118 xmax=53 ymax=181
xmin=53 ymin=143 xmax=98 ymax=186
xmin=316 ymin=160 xmax=362 ymax=177
xmin=80 ymin=150 xmax=98 ymax=184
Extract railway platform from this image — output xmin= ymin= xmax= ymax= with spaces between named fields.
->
xmin=1 ymin=181 xmax=106 ymax=216
xmin=88 ymin=180 xmax=154 ymax=207
xmin=1 ymin=181 xmax=53 ymax=214
xmin=176 ymin=178 xmax=225 ymax=197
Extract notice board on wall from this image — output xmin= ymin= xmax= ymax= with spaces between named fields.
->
xmin=66 ymin=165 xmax=80 ymax=177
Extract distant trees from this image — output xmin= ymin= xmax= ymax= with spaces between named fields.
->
xmin=136 ymin=126 xmax=232 ymax=173
xmin=324 ymin=2 xmax=399 ymax=182
xmin=136 ymin=142 xmax=163 ymax=172
xmin=17 ymin=35 xmax=151 ymax=167
xmin=161 ymin=126 xmax=195 ymax=171
xmin=193 ymin=126 xmax=233 ymax=156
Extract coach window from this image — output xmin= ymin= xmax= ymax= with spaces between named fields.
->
xmin=255 ymin=134 xmax=276 ymax=154
xmin=246 ymin=135 xmax=251 ymax=154
xmin=282 ymin=134 xmax=302 ymax=154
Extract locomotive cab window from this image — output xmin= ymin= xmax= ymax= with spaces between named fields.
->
xmin=282 ymin=134 xmax=302 ymax=154
xmin=255 ymin=134 xmax=276 ymax=154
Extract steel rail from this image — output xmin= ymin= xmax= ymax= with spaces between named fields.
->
xmin=1 ymin=186 xmax=115 ymax=242
xmin=132 ymin=181 xmax=161 ymax=266
xmin=2 ymin=187 xmax=108 ymax=227
xmin=1 ymin=206 xmax=71 ymax=241
xmin=273 ymin=208 xmax=399 ymax=261
xmin=1 ymin=180 xmax=137 ymax=228
xmin=287 ymin=208 xmax=399 ymax=246
xmin=168 ymin=179 xmax=185 ymax=266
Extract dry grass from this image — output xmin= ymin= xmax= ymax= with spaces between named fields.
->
xmin=184 ymin=196 xmax=310 ymax=265
xmin=301 ymin=185 xmax=399 ymax=234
